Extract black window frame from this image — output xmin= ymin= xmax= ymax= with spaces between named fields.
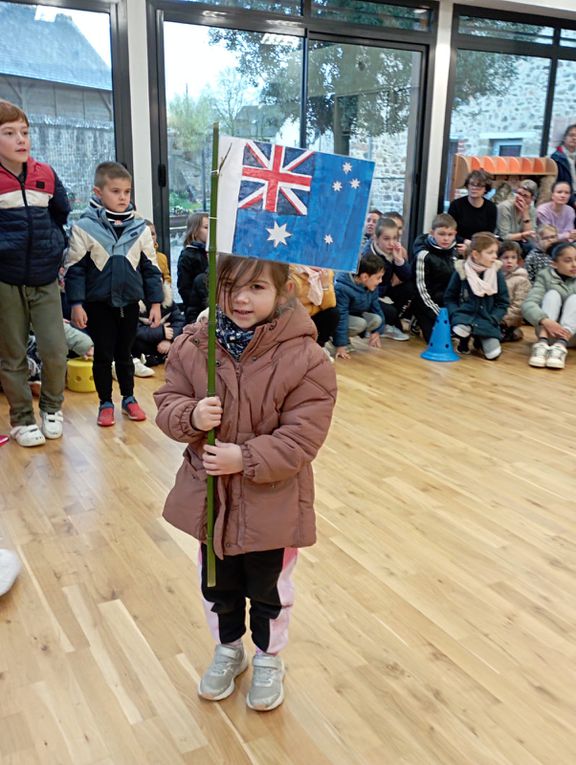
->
xmin=439 ymin=4 xmax=576 ymax=213
xmin=0 ymin=0 xmax=133 ymax=177
xmin=147 ymin=0 xmax=438 ymax=252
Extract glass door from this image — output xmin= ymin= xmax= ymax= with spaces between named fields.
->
xmin=162 ymin=21 xmax=303 ymax=285
xmin=306 ymin=39 xmax=424 ymax=237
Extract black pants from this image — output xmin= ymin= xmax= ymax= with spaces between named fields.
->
xmin=200 ymin=545 xmax=296 ymax=653
xmin=312 ymin=306 xmax=339 ymax=347
xmin=85 ymin=302 xmax=139 ymax=403
xmin=411 ymin=297 xmax=438 ymax=342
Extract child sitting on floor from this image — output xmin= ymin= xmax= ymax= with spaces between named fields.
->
xmin=522 ymin=242 xmax=576 ymax=370
xmin=333 ymin=253 xmax=386 ymax=360
xmin=498 ymin=240 xmax=531 ymax=342
xmin=444 ymin=231 xmax=509 ymax=360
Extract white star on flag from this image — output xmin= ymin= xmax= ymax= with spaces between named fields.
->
xmin=332 ymin=181 xmax=342 ymax=192
xmin=266 ymin=221 xmax=292 ymax=248
xmin=324 ymin=234 xmax=333 ymax=245
xmin=350 ymin=178 xmax=360 ymax=189
xmin=342 ymin=162 xmax=352 ymax=174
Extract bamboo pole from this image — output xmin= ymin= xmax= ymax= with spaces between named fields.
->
xmin=205 ymin=122 xmax=220 ymax=588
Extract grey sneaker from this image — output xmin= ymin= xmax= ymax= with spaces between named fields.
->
xmin=246 ymin=653 xmax=285 ymax=712
xmin=198 ymin=644 xmax=248 ymax=701
xmin=383 ymin=325 xmax=409 ymax=341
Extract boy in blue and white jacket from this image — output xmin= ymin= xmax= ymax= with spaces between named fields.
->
xmin=64 ymin=162 xmax=163 ymax=427
xmin=333 ymin=253 xmax=386 ymax=360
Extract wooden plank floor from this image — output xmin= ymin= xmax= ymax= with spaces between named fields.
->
xmin=1 ymin=331 xmax=576 ymax=764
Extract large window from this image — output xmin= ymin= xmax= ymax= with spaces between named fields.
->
xmin=449 ymin=50 xmax=550 ymax=160
xmin=0 ymin=0 xmax=126 ymax=216
xmin=307 ymin=40 xmax=422 ymax=221
xmin=442 ymin=7 xmax=576 ymax=208
xmin=163 ymin=23 xmax=303 ymax=279
xmin=151 ymin=0 xmax=436 ymax=256
xmin=548 ymin=59 xmax=576 ymax=154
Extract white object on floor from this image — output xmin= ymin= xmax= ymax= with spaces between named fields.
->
xmin=0 ymin=549 xmax=21 ymax=596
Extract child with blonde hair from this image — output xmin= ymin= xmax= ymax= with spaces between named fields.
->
xmin=444 ymin=232 xmax=509 ymax=359
xmin=155 ymin=255 xmax=336 ymax=711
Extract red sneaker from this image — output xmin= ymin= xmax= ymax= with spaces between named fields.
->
xmin=121 ymin=397 xmax=146 ymax=421
xmin=97 ymin=403 xmax=115 ymax=427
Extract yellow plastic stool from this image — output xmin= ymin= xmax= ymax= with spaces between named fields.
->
xmin=66 ymin=358 xmax=96 ymax=393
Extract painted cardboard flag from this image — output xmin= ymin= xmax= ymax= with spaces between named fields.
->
xmin=216 ymin=136 xmax=375 ymax=272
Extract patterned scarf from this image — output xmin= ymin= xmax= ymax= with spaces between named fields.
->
xmin=216 ymin=307 xmax=255 ymax=360
xmin=464 ymin=258 xmax=498 ymax=297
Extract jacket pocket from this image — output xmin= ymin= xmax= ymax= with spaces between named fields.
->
xmin=163 ymin=452 xmax=208 ymax=539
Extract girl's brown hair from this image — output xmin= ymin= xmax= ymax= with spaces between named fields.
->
xmin=0 ymin=100 xmax=29 ymax=127
xmin=184 ymin=211 xmax=208 ymax=246
xmin=469 ymin=231 xmax=499 ymax=255
xmin=217 ymin=255 xmax=293 ymax=319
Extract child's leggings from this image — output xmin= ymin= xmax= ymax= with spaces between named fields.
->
xmin=198 ymin=546 xmax=298 ymax=654
xmin=541 ymin=291 xmax=576 ymax=336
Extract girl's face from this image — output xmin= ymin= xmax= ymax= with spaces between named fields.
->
xmin=221 ymin=263 xmax=283 ymax=328
xmin=471 ymin=243 xmax=498 ymax=268
xmin=500 ymin=250 xmax=518 ymax=273
xmin=197 ymin=216 xmax=209 ymax=244
xmin=552 ymin=247 xmax=576 ymax=278
xmin=552 ymin=183 xmax=571 ymax=206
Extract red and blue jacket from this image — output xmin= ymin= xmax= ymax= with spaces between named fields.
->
xmin=0 ymin=157 xmax=70 ymax=286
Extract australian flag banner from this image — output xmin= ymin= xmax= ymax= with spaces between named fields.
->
xmin=216 ymin=136 xmax=375 ymax=272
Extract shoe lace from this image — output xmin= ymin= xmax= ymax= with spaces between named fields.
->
xmin=549 ymin=345 xmax=565 ymax=358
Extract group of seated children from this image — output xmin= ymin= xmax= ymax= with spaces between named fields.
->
xmin=341 ymin=205 xmax=576 ymax=371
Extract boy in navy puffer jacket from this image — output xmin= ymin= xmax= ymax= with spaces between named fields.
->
xmin=64 ymin=162 xmax=163 ymax=427
xmin=0 ymin=100 xmax=70 ymax=447
xmin=333 ymin=253 xmax=386 ymax=360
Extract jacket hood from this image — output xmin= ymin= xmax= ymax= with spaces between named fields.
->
xmin=412 ymin=232 xmax=456 ymax=256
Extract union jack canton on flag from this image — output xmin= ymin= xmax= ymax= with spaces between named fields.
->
xmin=216 ymin=136 xmax=375 ymax=272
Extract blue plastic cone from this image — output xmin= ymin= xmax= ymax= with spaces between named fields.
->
xmin=420 ymin=307 xmax=460 ymax=362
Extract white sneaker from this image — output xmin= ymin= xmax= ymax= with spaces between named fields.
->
xmin=546 ymin=342 xmax=567 ymax=369
xmin=528 ymin=341 xmax=549 ymax=368
xmin=383 ymin=325 xmax=410 ymax=342
xmin=247 ymin=653 xmax=285 ymax=712
xmin=198 ymin=644 xmax=248 ymax=701
xmin=40 ymin=410 xmax=63 ymax=439
xmin=0 ymin=549 xmax=21 ymax=596
xmin=10 ymin=424 xmax=46 ymax=447
xmin=133 ymin=355 xmax=155 ymax=378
